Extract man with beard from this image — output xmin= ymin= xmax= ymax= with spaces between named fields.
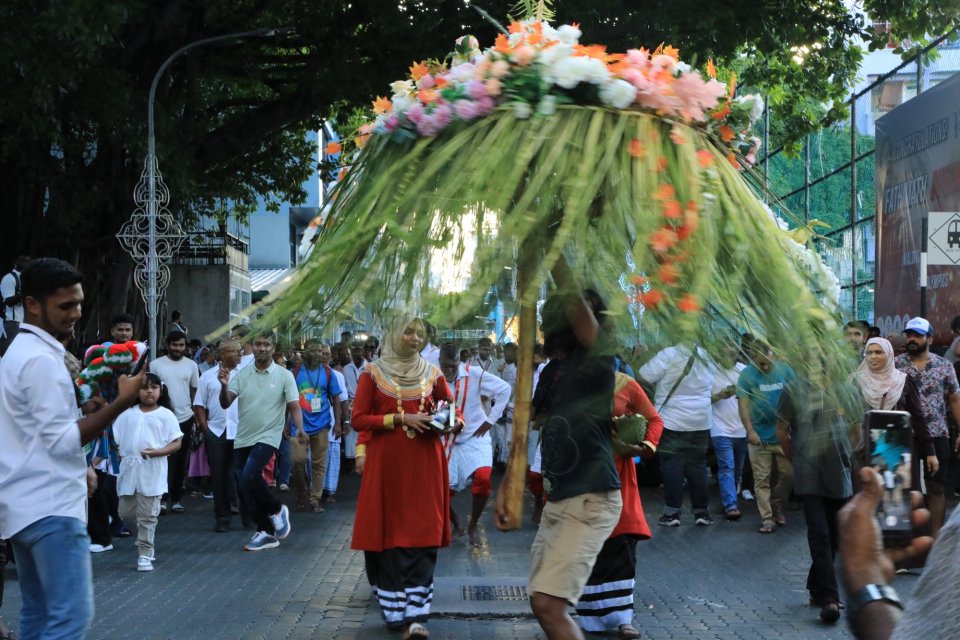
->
xmin=895 ymin=317 xmax=960 ymax=537
xmin=150 ymin=330 xmax=200 ymax=514
xmin=0 ymin=258 xmax=145 ymax=639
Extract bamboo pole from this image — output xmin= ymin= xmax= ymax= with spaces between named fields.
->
xmin=496 ymin=253 xmax=537 ymax=530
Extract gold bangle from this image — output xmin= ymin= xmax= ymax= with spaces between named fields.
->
xmin=356 ymin=444 xmax=367 ymax=457
xmin=383 ymin=414 xmax=395 ymax=429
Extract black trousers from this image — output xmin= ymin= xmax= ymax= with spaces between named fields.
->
xmin=800 ymin=494 xmax=847 ymax=605
xmin=205 ymin=429 xmax=237 ymax=524
xmin=87 ymin=469 xmax=112 ymax=546
xmin=166 ymin=418 xmax=195 ymax=503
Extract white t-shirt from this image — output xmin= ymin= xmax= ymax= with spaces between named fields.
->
xmin=0 ymin=269 xmax=23 ymax=323
xmin=710 ymin=362 xmax=747 ymax=437
xmin=150 ymin=355 xmax=199 ymax=422
xmin=638 ymin=345 xmax=714 ymax=432
xmin=328 ymin=369 xmax=349 ymax=443
xmin=420 ymin=344 xmax=440 ymax=368
xmin=452 ymin=364 xmax=512 ymax=441
xmin=194 ymin=366 xmax=238 ymax=439
xmin=114 ymin=405 xmax=183 ymax=497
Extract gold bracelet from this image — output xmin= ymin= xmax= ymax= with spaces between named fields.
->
xmin=356 ymin=444 xmax=367 ymax=457
xmin=383 ymin=414 xmax=395 ymax=429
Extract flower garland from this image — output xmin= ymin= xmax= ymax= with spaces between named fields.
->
xmin=358 ymin=20 xmax=762 ymax=160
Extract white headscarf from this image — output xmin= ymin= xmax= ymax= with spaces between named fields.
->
xmin=854 ymin=337 xmax=907 ymax=410
xmin=367 ymin=314 xmax=437 ymax=392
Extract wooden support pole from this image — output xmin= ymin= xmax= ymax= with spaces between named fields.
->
xmin=497 ymin=256 xmax=537 ymax=530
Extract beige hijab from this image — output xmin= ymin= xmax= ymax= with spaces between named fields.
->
xmin=367 ymin=314 xmax=438 ymax=396
xmin=855 ymin=337 xmax=907 ymax=410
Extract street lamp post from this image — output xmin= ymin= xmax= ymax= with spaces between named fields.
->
xmin=119 ymin=27 xmax=286 ymax=359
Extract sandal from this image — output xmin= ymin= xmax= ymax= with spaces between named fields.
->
xmin=758 ymin=522 xmax=775 ymax=534
xmin=618 ymin=623 xmax=641 ymax=639
xmin=724 ymin=509 xmax=741 ymax=521
xmin=403 ymin=622 xmax=429 ymax=639
xmin=774 ymin=516 xmax=787 ymax=527
xmin=308 ymin=499 xmax=325 ymax=513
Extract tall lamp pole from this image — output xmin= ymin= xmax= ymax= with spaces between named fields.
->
xmin=119 ymin=27 xmax=287 ymax=358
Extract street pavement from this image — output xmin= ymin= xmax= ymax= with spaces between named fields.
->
xmin=2 ymin=469 xmax=931 ymax=639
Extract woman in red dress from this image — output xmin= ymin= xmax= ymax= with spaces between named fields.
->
xmin=351 ymin=315 xmax=453 ymax=640
xmin=576 ymin=372 xmax=664 ymax=639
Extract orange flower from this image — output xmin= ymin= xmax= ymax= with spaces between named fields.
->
xmin=434 ymin=76 xmax=449 ymax=89
xmin=495 ymin=33 xmax=513 ymax=54
xmin=508 ymin=21 xmax=524 ymax=34
xmin=696 ymin=150 xmax=714 ymax=168
xmin=410 ymin=62 xmax=430 ymax=81
xmin=658 ymin=263 xmax=680 ymax=285
xmin=649 ymin=227 xmax=679 ymax=253
xmin=662 ymin=45 xmax=680 ymax=61
xmin=706 ymin=59 xmax=717 ymax=79
xmin=677 ymin=224 xmax=694 ymax=240
xmin=662 ymin=199 xmax=682 ymax=218
xmin=631 ymin=274 xmax=647 ymax=287
xmin=574 ymin=44 xmax=610 ymax=61
xmin=528 ymin=21 xmax=544 ymax=45
xmin=726 ymin=152 xmax=741 ymax=169
xmin=629 ymin=138 xmax=646 ymax=158
xmin=719 ymin=125 xmax=735 ymax=142
xmin=418 ymin=89 xmax=438 ymax=104
xmin=372 ymin=96 xmax=393 ymax=115
xmin=355 ymin=133 xmax=370 ymax=150
xmin=655 ymin=183 xmax=676 ymax=200
xmin=711 ymin=103 xmax=731 ymax=120
xmin=728 ymin=72 xmax=737 ymax=95
xmin=678 ymin=294 xmax=701 ymax=313
xmin=640 ymin=288 xmax=665 ymax=309
xmin=656 ymin=156 xmax=669 ymax=172
xmin=325 ymin=141 xmax=342 ymax=155
xmin=686 ymin=200 xmax=697 ymax=212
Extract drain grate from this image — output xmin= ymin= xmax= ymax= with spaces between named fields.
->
xmin=461 ymin=585 xmax=529 ymax=601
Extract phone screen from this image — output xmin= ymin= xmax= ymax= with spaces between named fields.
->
xmin=864 ymin=410 xmax=913 ymax=547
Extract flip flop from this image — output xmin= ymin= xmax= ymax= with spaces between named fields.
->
xmin=724 ymin=509 xmax=742 ymax=521
xmin=618 ymin=623 xmax=641 ymax=639
xmin=758 ymin=522 xmax=775 ymax=534
xmin=403 ymin=622 xmax=429 ymax=639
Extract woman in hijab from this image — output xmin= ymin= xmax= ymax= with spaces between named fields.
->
xmin=350 ymin=315 xmax=454 ymax=640
xmin=855 ymin=337 xmax=937 ymax=480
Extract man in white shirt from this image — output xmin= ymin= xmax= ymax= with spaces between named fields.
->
xmin=709 ymin=342 xmax=748 ymax=521
xmin=150 ymin=330 xmax=199 ymax=513
xmin=440 ymin=344 xmax=512 ymax=547
xmin=342 ymin=345 xmax=367 ymax=465
xmin=230 ymin=324 xmax=255 ymax=369
xmin=323 ymin=360 xmax=350 ymax=502
xmin=420 ymin=321 xmax=441 ymax=367
xmin=0 ymin=258 xmax=144 ymax=639
xmin=493 ymin=343 xmax=518 ymax=467
xmin=0 ymin=254 xmax=29 ymax=356
xmin=469 ymin=336 xmax=501 ymax=378
xmin=639 ymin=344 xmax=715 ymax=527
xmin=194 ymin=339 xmax=241 ymax=532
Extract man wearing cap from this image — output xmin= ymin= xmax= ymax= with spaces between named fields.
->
xmin=895 ymin=317 xmax=960 ymax=537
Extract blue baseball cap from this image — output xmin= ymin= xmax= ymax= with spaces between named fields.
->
xmin=904 ymin=317 xmax=932 ymax=336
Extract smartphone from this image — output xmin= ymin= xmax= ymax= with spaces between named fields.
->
xmin=131 ymin=353 xmax=150 ymax=376
xmin=862 ymin=410 xmax=913 ymax=547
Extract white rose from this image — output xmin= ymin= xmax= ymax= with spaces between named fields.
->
xmin=513 ymin=101 xmax=532 ymax=119
xmin=392 ymin=96 xmax=414 ymax=113
xmin=556 ymin=24 xmax=581 ymax=44
xmin=736 ymin=94 xmax=765 ymax=122
xmin=537 ymin=94 xmax=557 ymax=116
xmin=547 ymin=56 xmax=610 ymax=89
xmin=675 ymin=61 xmax=690 ymax=74
xmin=600 ymin=79 xmax=637 ymax=109
xmin=390 ymin=80 xmax=413 ymax=97
xmin=539 ymin=42 xmax=574 ymax=67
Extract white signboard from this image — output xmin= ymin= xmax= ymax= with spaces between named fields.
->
xmin=928 ymin=211 xmax=960 ymax=266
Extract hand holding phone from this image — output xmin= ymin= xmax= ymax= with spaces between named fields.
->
xmin=863 ymin=410 xmax=913 ymax=547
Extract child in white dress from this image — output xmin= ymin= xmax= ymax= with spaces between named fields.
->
xmin=114 ymin=373 xmax=182 ymax=572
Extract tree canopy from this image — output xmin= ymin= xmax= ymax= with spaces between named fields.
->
xmin=0 ymin=1 xmax=955 ymax=339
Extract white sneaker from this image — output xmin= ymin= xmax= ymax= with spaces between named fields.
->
xmin=89 ymin=543 xmax=114 ymax=553
xmin=137 ymin=555 xmax=154 ymax=572
xmin=742 ymin=490 xmax=755 ymax=501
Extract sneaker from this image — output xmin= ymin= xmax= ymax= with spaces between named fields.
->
xmin=202 ymin=492 xmax=214 ymax=501
xmin=137 ymin=555 xmax=154 ymax=572
xmin=278 ymin=484 xmax=290 ymax=493
xmin=244 ymin=531 xmax=280 ymax=551
xmin=695 ymin=512 xmax=715 ymax=526
xmin=741 ymin=489 xmax=755 ymax=501
xmin=271 ymin=504 xmax=292 ymax=540
xmin=171 ymin=502 xmax=185 ymax=513
xmin=89 ymin=543 xmax=113 ymax=553
xmin=658 ymin=513 xmax=681 ymax=527
xmin=159 ymin=503 xmax=168 ymax=516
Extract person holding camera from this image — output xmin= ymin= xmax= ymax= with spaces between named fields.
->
xmin=350 ymin=315 xmax=455 ymax=640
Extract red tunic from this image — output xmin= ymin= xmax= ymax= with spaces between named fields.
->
xmin=350 ymin=371 xmax=453 ymax=552
xmin=610 ymin=376 xmax=664 ymax=540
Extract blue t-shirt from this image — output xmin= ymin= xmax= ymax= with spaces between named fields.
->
xmin=737 ymin=362 xmax=795 ymax=443
xmin=294 ymin=366 xmax=342 ymax=434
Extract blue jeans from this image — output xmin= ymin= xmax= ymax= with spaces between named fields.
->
xmin=9 ymin=516 xmax=93 ymax=640
xmin=234 ymin=443 xmax=282 ymax=534
xmin=659 ymin=429 xmax=709 ymax=514
xmin=712 ymin=436 xmax=747 ymax=512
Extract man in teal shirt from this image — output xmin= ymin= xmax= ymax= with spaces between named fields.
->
xmin=737 ymin=341 xmax=795 ymax=533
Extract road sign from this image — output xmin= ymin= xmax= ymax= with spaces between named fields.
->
xmin=928 ymin=211 xmax=960 ymax=266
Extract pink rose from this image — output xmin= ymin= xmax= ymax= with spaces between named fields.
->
xmin=512 ymin=45 xmax=535 ymax=66
xmin=454 ymin=100 xmax=481 ymax=120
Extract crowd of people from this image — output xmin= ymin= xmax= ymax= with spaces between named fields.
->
xmin=3 ymin=256 xmax=960 ymax=640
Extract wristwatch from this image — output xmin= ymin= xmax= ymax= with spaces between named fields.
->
xmin=846 ymin=583 xmax=902 ymax=628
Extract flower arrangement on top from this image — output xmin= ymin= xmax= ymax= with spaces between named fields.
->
xmin=359 ymin=19 xmax=763 ymax=164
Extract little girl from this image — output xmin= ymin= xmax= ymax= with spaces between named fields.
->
xmin=114 ymin=373 xmax=182 ymax=572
